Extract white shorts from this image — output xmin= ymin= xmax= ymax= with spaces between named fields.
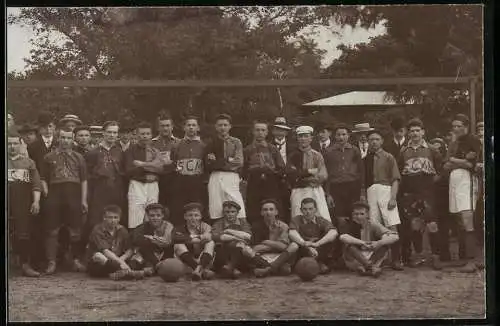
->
xmin=449 ymin=169 xmax=479 ymax=214
xmin=208 ymin=171 xmax=246 ymax=219
xmin=291 ymin=187 xmax=331 ymax=222
xmin=367 ymin=184 xmax=401 ymax=227
xmin=128 ymin=180 xmax=159 ymax=229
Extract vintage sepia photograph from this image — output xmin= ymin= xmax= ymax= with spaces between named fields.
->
xmin=6 ymin=5 xmax=487 ymax=321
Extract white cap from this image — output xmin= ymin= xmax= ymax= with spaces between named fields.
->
xmin=296 ymin=125 xmax=314 ymax=135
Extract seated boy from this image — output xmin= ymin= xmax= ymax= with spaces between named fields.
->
xmin=288 ymin=197 xmax=339 ymax=275
xmin=339 ymin=201 xmax=399 ymax=277
xmin=130 ymin=203 xmax=175 ymax=276
xmin=212 ymin=201 xmax=253 ymax=279
xmin=86 ymin=205 xmax=143 ymax=280
xmin=252 ymin=199 xmax=295 ymax=278
xmin=173 ymin=203 xmax=216 ymax=281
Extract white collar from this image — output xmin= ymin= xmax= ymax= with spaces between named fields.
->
xmin=394 ymin=137 xmax=406 ymax=146
xmin=184 ymin=136 xmax=201 ymax=141
xmin=275 ymin=138 xmax=286 ymax=145
xmin=320 ymin=138 xmax=331 ymax=147
xmin=42 ymin=135 xmax=53 ymax=141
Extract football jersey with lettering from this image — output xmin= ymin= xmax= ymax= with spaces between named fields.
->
xmin=172 ymin=138 xmax=206 ymax=176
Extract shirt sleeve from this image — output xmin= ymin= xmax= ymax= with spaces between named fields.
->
xmin=277 ymin=222 xmax=290 ymax=245
xmin=388 ymin=154 xmax=401 ymax=182
xmin=371 ymin=221 xmax=396 ymax=240
xmin=29 ymin=159 xmax=42 ymax=193
xmin=240 ymin=219 xmax=252 ymax=235
xmin=316 ymin=152 xmax=328 ymax=184
xmin=78 ymin=153 xmax=88 ymax=182
xmin=119 ymin=228 xmax=131 ymax=252
xmin=355 ymin=147 xmax=365 ymax=188
xmin=319 ymin=217 xmax=335 ymax=234
xmin=211 ymin=220 xmax=224 ymax=242
xmin=226 ymin=138 xmax=244 ymax=171
xmin=289 ymin=216 xmax=300 ymax=230
xmin=39 ymin=153 xmax=51 ymax=182
xmin=201 ymin=222 xmax=212 ymax=239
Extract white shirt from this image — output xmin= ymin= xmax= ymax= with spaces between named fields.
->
xmin=319 ymin=138 xmax=331 ymax=150
xmin=41 ymin=135 xmax=53 ymax=149
xmin=274 ymin=138 xmax=287 ymax=164
xmin=359 ymin=142 xmax=369 ymax=158
xmin=393 ymin=136 xmax=406 ymax=147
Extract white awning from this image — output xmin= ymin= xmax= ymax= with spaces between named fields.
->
xmin=303 ymin=91 xmax=414 ymax=106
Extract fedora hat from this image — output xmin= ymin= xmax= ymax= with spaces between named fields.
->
xmin=352 ymin=123 xmax=374 ymax=133
xmin=273 ymin=117 xmax=292 ymax=131
xmin=59 ymin=114 xmax=82 ymax=125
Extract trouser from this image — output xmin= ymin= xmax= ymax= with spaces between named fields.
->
xmin=87 ymin=254 xmax=122 ymax=278
xmin=44 ymin=183 xmax=83 ymax=262
xmin=213 ymin=242 xmax=252 ymax=272
xmin=246 ymin=173 xmax=282 ymax=243
xmin=171 ymin=175 xmax=207 ymax=226
xmin=292 ymin=243 xmax=336 ymax=266
xmin=343 ymin=244 xmax=390 ymax=271
xmin=128 ymin=180 xmax=159 ymax=229
xmin=129 ymin=246 xmax=174 ymax=270
xmin=158 ymin=173 xmax=176 ymax=214
xmin=329 ymin=180 xmax=361 ymax=222
xmin=208 ymin=172 xmax=246 ymax=220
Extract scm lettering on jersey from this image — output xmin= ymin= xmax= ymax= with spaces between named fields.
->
xmin=8 ymin=169 xmax=31 ymax=183
xmin=176 ymin=158 xmax=203 ymax=175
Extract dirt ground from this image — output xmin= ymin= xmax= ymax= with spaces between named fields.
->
xmin=8 ymin=265 xmax=485 ymax=322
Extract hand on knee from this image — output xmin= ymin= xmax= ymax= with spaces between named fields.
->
xmin=92 ymin=252 xmax=108 ymax=265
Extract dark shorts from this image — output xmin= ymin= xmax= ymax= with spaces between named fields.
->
xmin=45 ymin=182 xmax=83 ymax=239
xmin=400 ymin=176 xmax=436 ymax=222
xmin=294 ymin=243 xmax=336 ymax=265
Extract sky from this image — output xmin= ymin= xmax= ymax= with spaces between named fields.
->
xmin=6 ymin=7 xmax=386 ymax=73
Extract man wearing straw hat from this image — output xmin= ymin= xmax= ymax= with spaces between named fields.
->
xmin=352 ymin=123 xmax=374 ymax=159
xmin=59 ymin=114 xmax=83 ymax=132
xmin=286 ymin=125 xmax=331 ymax=223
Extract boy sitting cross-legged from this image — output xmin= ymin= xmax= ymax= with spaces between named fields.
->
xmin=252 ymin=199 xmax=295 ymax=278
xmin=173 ymin=203 xmax=216 ymax=281
xmin=288 ymin=197 xmax=339 ymax=275
xmin=212 ymin=201 xmax=253 ymax=279
xmin=129 ymin=203 xmax=175 ymax=277
xmin=339 ymin=201 xmax=399 ymax=277
xmin=86 ymin=205 xmax=144 ymax=280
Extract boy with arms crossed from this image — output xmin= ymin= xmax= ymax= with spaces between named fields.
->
xmin=340 ymin=201 xmax=399 ymax=277
xmin=173 ymin=203 xmax=215 ymax=281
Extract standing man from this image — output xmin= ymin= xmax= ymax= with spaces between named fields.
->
xmin=85 ymin=121 xmax=125 ymax=235
xmin=19 ymin=123 xmax=39 ymax=147
xmin=312 ymin=123 xmax=334 ymax=157
xmin=59 ymin=114 xmax=82 ymax=132
xmin=74 ymin=125 xmax=93 ymax=156
xmin=324 ymin=123 xmax=365 ymax=223
xmin=124 ymin=122 xmax=163 ymax=229
xmin=40 ymin=128 xmax=88 ymax=274
xmin=384 ymin=117 xmax=408 ymax=159
xmin=270 ymin=117 xmax=295 ymax=223
xmin=243 ymin=120 xmax=286 ymax=240
xmin=444 ymin=114 xmax=482 ymax=273
xmin=351 ymin=123 xmax=374 ymax=159
xmin=206 ymin=113 xmax=246 ymax=220
xmin=287 ymin=126 xmax=330 ymax=222
xmin=152 ymin=112 xmax=180 ymax=211
xmin=364 ymin=129 xmax=403 ymax=270
xmin=171 ymin=116 xmax=207 ymax=225
xmin=397 ymin=118 xmax=443 ymax=269
xmin=118 ymin=125 xmax=133 ymax=152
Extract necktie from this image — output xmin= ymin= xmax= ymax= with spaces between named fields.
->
xmin=321 ymin=143 xmax=326 ymax=150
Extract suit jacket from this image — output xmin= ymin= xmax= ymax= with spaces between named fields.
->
xmin=270 ymin=137 xmax=297 ymax=164
xmin=27 ymin=136 xmax=58 ymax=172
xmin=384 ymin=137 xmax=409 ymax=162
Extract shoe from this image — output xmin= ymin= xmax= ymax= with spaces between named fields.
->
xmin=232 ymin=268 xmax=242 ymax=279
xmin=191 ymin=266 xmax=203 ymax=281
xmin=458 ymin=261 xmax=477 ymax=274
xmin=391 ymin=261 xmax=404 ymax=271
xmin=431 ymin=255 xmax=443 ymax=271
xmin=356 ymin=266 xmax=369 ymax=276
xmin=370 ymin=266 xmax=382 ymax=278
xmin=442 ymin=259 xmax=468 ymax=268
xmin=72 ymin=259 xmax=87 ymax=273
xmin=45 ymin=261 xmax=57 ymax=275
xmin=221 ymin=264 xmax=234 ymax=279
xmin=408 ymin=257 xmax=426 ymax=268
xmin=254 ymin=267 xmax=271 ymax=278
xmin=202 ymin=269 xmax=215 ymax=280
xmin=279 ymin=263 xmax=292 ymax=276
xmin=109 ymin=269 xmax=131 ymax=281
xmin=143 ymin=267 xmax=155 ymax=277
xmin=22 ymin=264 xmax=41 ymax=278
xmin=129 ymin=270 xmax=145 ymax=280
xmin=318 ymin=263 xmax=330 ymax=275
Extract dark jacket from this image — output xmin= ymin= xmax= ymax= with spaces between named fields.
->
xmin=27 ymin=136 xmax=58 ymax=172
xmin=383 ymin=137 xmax=409 ymax=162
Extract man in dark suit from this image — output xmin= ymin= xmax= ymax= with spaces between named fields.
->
xmin=312 ymin=123 xmax=334 ymax=157
xmin=384 ymin=117 xmax=408 ymax=160
xmin=26 ymin=111 xmax=58 ymax=271
xmin=270 ymin=117 xmax=296 ymax=223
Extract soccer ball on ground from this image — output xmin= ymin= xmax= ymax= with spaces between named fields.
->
xmin=157 ymin=258 xmax=185 ymax=282
xmin=294 ymin=257 xmax=320 ymax=282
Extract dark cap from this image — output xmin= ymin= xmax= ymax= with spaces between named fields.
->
xmin=183 ymin=202 xmax=204 ymax=214
xmin=37 ymin=111 xmax=54 ymax=127
xmin=222 ymin=200 xmax=241 ymax=211
xmin=18 ymin=123 xmax=38 ymax=134
xmin=366 ymin=129 xmax=383 ymax=138
xmin=145 ymin=203 xmax=169 ymax=217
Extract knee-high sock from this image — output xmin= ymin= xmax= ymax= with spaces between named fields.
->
xmin=465 ymin=231 xmax=477 ymax=260
xmin=179 ymin=252 xmax=198 ymax=270
xmin=17 ymin=238 xmax=32 ymax=264
xmin=270 ymin=251 xmax=291 ymax=273
xmin=200 ymin=252 xmax=213 ymax=268
xmin=428 ymin=231 xmax=440 ymax=255
xmin=411 ymin=230 xmax=423 ymax=254
xmin=229 ymin=246 xmax=244 ymax=267
xmin=370 ymin=246 xmax=390 ymax=268
xmin=346 ymin=245 xmax=371 ymax=268
xmin=45 ymin=235 xmax=58 ymax=262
